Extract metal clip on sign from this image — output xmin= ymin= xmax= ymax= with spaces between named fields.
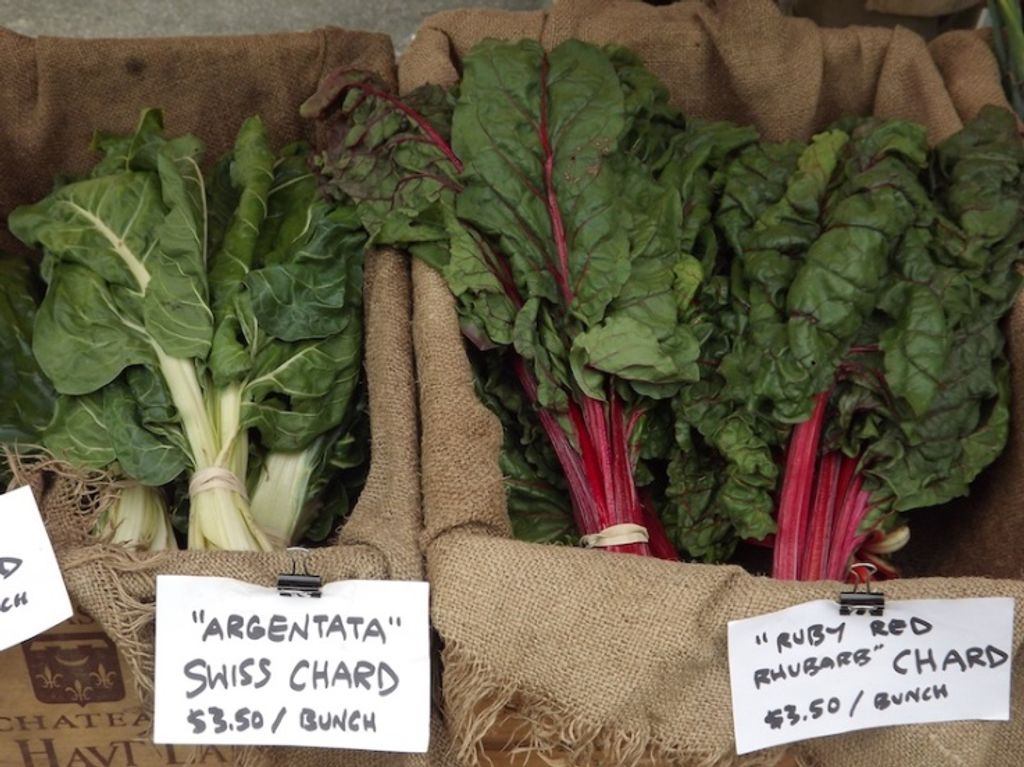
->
xmin=277 ymin=547 xmax=322 ymax=598
xmin=838 ymin=562 xmax=885 ymax=617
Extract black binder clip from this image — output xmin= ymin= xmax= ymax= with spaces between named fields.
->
xmin=838 ymin=562 xmax=884 ymax=617
xmin=277 ymin=548 xmax=322 ymax=598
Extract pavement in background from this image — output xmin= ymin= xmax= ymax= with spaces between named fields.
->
xmin=0 ymin=0 xmax=546 ymax=49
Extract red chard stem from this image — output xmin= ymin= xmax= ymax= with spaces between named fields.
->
xmin=800 ymin=451 xmax=841 ymax=581
xmin=512 ymin=355 xmax=601 ymax=533
xmin=773 ymin=389 xmax=831 ymax=580
xmin=827 ymin=470 xmax=871 ymax=581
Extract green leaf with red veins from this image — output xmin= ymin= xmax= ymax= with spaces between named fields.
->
xmin=452 ymin=39 xmax=630 ymax=326
xmin=857 ymin=320 xmax=1010 ymax=514
xmin=512 ymin=298 xmax=571 ymax=411
xmin=722 ymin=121 xmax=931 ymax=424
xmin=303 ymin=72 xmax=459 ymax=249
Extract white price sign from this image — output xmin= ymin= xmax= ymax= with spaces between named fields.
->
xmin=0 ymin=486 xmax=73 ymax=652
xmin=728 ymin=598 xmax=1014 ymax=755
xmin=154 ymin=575 xmax=430 ymax=752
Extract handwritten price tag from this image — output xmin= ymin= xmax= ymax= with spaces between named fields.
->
xmin=153 ymin=575 xmax=430 ymax=751
xmin=0 ymin=486 xmax=73 ymax=652
xmin=728 ymin=598 xmax=1014 ymax=755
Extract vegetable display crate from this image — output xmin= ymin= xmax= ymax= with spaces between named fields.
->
xmin=0 ymin=24 xmax=449 ymax=767
xmin=392 ymin=0 xmax=1024 ymax=765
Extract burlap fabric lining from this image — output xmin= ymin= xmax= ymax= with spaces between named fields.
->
xmin=0 ymin=26 xmax=393 ymax=255
xmin=405 ymin=1 xmax=1024 ymax=764
xmin=0 ymin=27 xmax=452 ymax=767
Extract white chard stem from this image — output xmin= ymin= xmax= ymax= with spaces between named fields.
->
xmin=155 ymin=348 xmax=270 ymax=552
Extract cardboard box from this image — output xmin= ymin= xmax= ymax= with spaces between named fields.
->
xmin=0 ymin=612 xmax=232 ymax=767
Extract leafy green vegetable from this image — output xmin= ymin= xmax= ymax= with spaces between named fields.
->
xmin=989 ymin=0 xmax=1024 ymax=118
xmin=306 ymin=37 xmax=1023 ymax=574
xmin=0 ymin=253 xmax=177 ymax=550
xmin=649 ymin=107 xmax=1023 ymax=576
xmin=9 ymin=110 xmax=368 ymax=551
xmin=306 ymin=40 xmax=710 ymax=558
xmin=472 ymin=349 xmax=575 ymax=545
xmin=0 ymin=255 xmax=55 ymax=449
xmin=712 ymin=108 xmax=1024 ymax=580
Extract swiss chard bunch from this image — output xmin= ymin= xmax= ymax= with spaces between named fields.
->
xmin=8 ymin=110 xmax=367 ymax=551
xmin=651 ymin=121 xmax=785 ymax=562
xmin=303 ymin=40 xmax=709 ymax=557
xmin=675 ymin=107 xmax=1024 ymax=578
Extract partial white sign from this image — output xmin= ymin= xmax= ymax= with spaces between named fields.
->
xmin=0 ymin=485 xmax=73 ymax=652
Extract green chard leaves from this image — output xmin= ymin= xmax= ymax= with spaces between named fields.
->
xmin=307 ymin=40 xmax=711 ymax=558
xmin=6 ymin=110 xmax=369 ymax=551
xmin=0 ymin=255 xmax=56 ymax=450
xmin=307 ymin=38 xmax=1024 ymax=570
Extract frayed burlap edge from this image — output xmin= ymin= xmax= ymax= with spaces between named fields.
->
xmin=439 ymin=642 xmax=790 ymax=767
xmin=3 ymin=453 xmax=268 ymax=766
xmin=2 ymin=457 xmax=406 ymax=767
xmin=5 ymin=448 xmax=117 ymax=531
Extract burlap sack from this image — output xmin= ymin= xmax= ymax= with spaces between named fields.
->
xmin=399 ymin=0 xmax=1007 ymax=145
xmin=0 ymin=26 xmax=394 ymax=255
xmin=0 ymin=28 xmax=453 ymax=767
xmin=404 ymin=1 xmax=1024 ymax=764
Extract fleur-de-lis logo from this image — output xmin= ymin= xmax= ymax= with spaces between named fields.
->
xmin=89 ymin=663 xmax=117 ymax=689
xmin=35 ymin=665 xmax=63 ymax=690
xmin=23 ymin=628 xmax=127 ymax=705
xmin=64 ymin=679 xmax=94 ymax=705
